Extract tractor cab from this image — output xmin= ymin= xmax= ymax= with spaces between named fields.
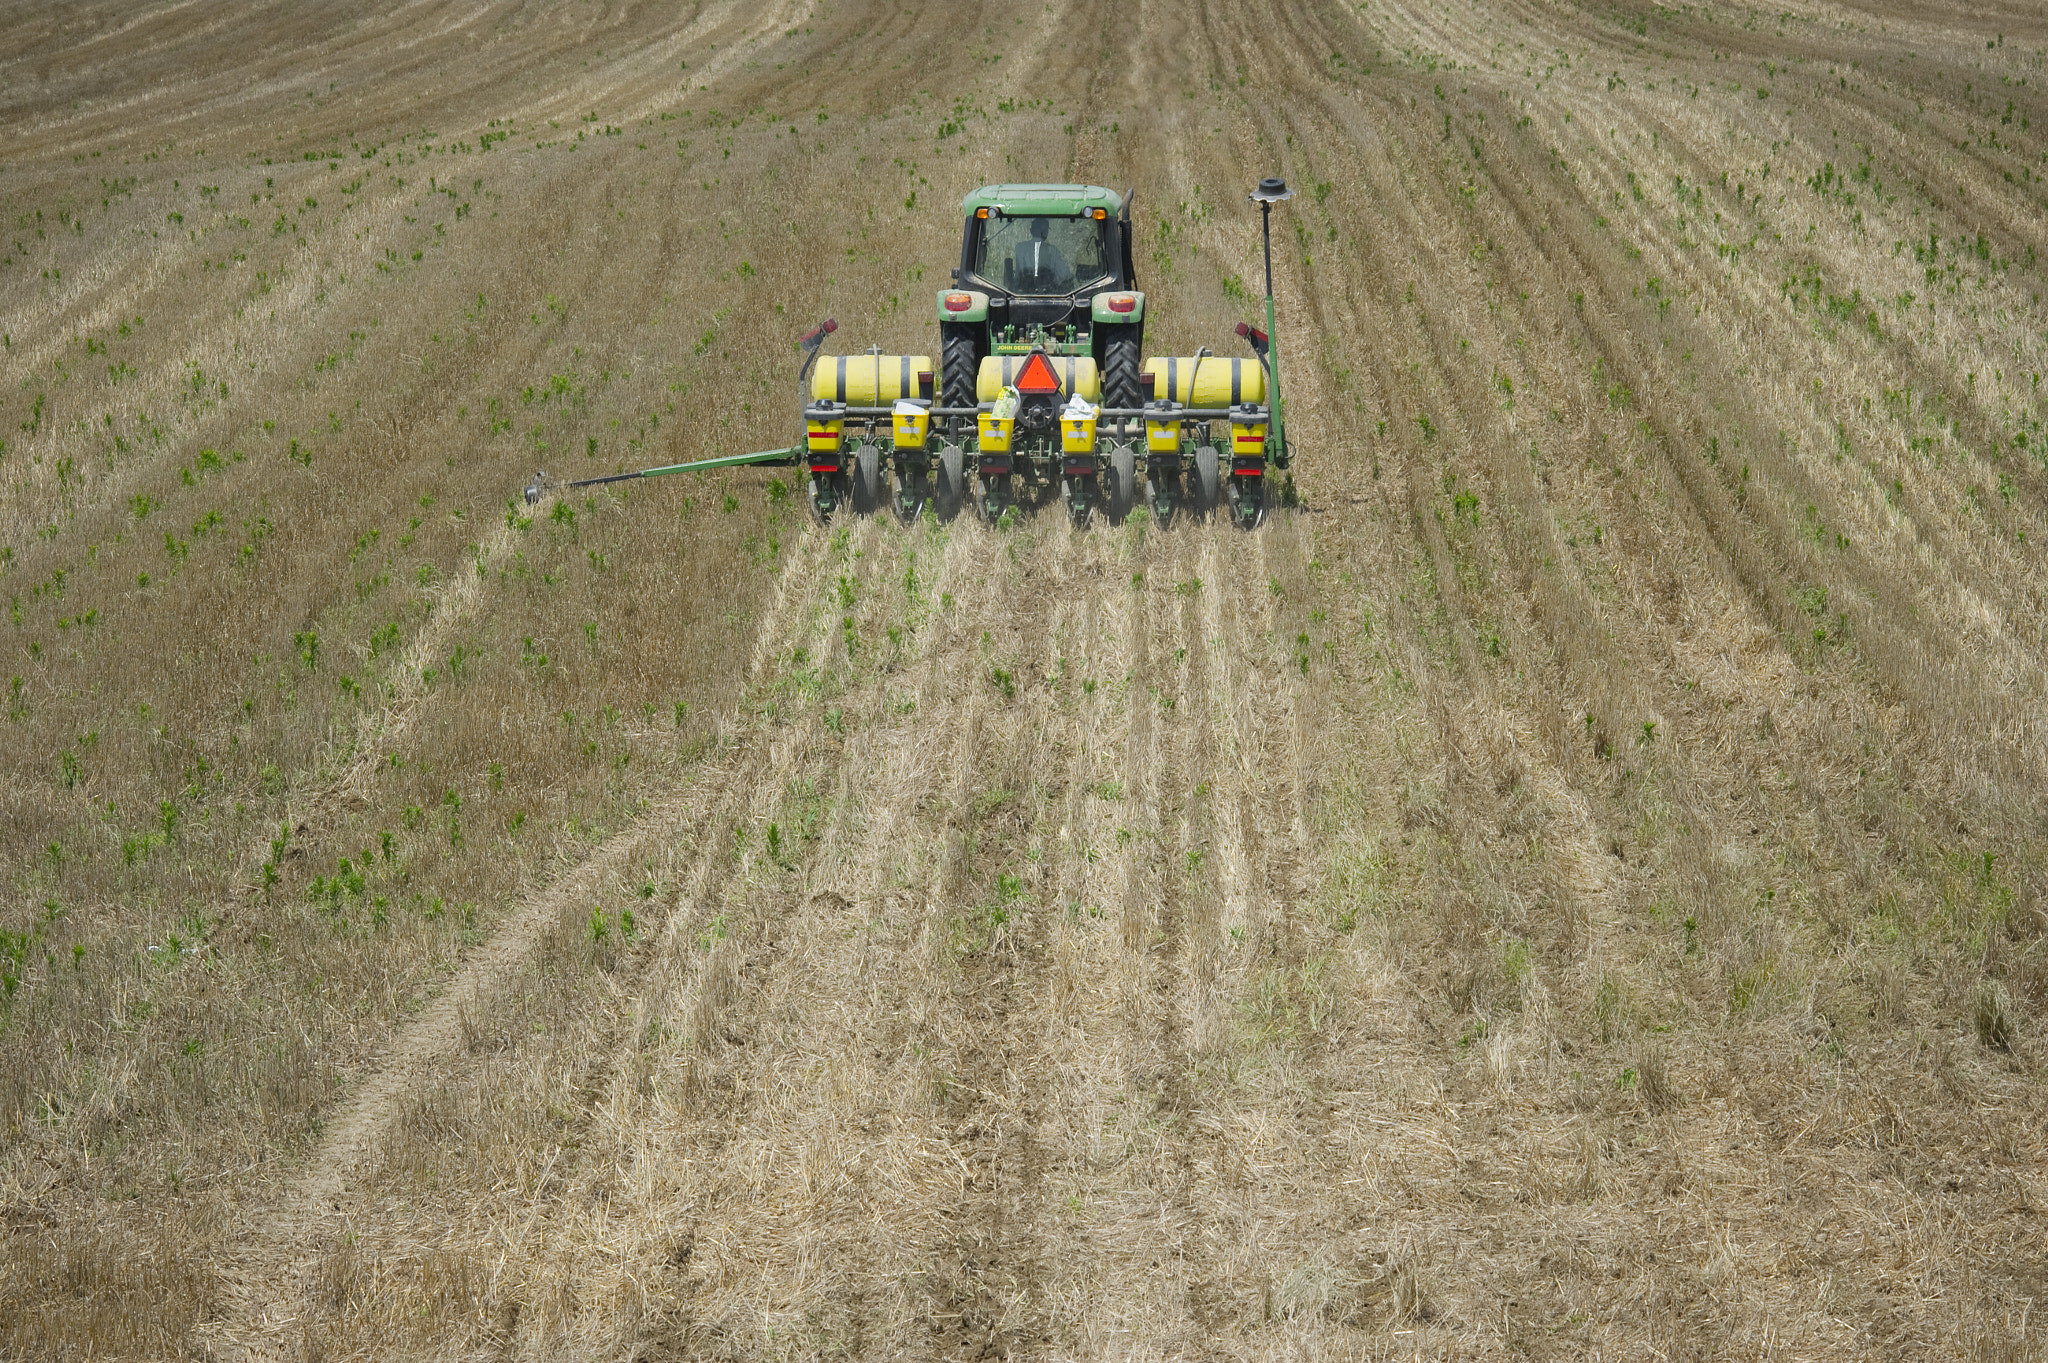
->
xmin=941 ymin=184 xmax=1145 ymax=412
xmin=968 ymin=208 xmax=1113 ymax=299
xmin=949 ymin=184 xmax=1136 ymax=344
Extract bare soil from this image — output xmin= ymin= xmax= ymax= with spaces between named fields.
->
xmin=3 ymin=1 xmax=2046 ymax=1359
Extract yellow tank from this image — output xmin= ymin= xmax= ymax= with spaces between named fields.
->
xmin=977 ymin=412 xmax=1015 ymax=453
xmin=811 ymin=354 xmax=935 ymax=405
xmin=1141 ymin=356 xmax=1266 ymax=407
xmin=807 ymin=418 xmax=844 ymax=454
xmin=1230 ymin=414 xmax=1268 ymax=457
xmin=976 ymin=355 xmax=1101 ymax=402
xmin=892 ymin=403 xmax=931 ymax=450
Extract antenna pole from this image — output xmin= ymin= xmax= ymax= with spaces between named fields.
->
xmin=1248 ymin=178 xmax=1294 ymax=466
xmin=1260 ymin=199 xmax=1286 ymax=464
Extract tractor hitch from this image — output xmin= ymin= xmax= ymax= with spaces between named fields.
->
xmin=523 ymin=445 xmax=802 ymax=505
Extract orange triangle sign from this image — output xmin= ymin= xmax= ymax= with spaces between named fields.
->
xmin=1013 ymin=350 xmax=1063 ymax=395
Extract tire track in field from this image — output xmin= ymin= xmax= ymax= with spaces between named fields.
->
xmin=632 ymin=514 xmax=989 ymax=1099
xmin=1049 ymin=515 xmax=1320 ymax=1350
xmin=527 ymin=518 xmax=1014 ymax=1359
xmin=206 ymin=520 xmax=844 ymax=1362
xmin=655 ymin=518 xmax=1070 ymax=1358
xmin=1020 ymin=523 xmax=1153 ymax=1354
xmin=1024 ymin=523 xmax=1139 ymax=1348
xmin=1150 ymin=519 xmax=1232 ymax=1350
xmin=217 ymin=495 xmax=564 ymax=943
xmin=1196 ymin=532 xmax=1255 ymax=1006
xmin=1187 ymin=518 xmax=1326 ymax=1336
xmin=1093 ymin=521 xmax=1213 ymax=1346
xmin=1489 ymin=78 xmax=2048 ymax=715
xmin=1348 ymin=0 xmax=2048 ymax=786
xmin=1155 ymin=525 xmax=1215 ymax=1060
xmin=1045 ymin=524 xmax=1137 ymax=1046
xmin=0 ymin=1 xmax=808 ymax=543
xmin=888 ymin=517 xmax=1055 ymax=1355
xmin=400 ymin=513 xmax=968 ymax=1358
xmin=903 ymin=523 xmax=1079 ymax=1360
xmin=1247 ymin=0 xmax=1903 ymax=988
xmin=1211 ymin=519 xmax=1315 ymax=965
xmin=1247 ymin=519 xmax=1315 ymax=929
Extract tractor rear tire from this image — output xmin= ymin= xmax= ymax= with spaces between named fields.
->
xmin=935 ymin=443 xmax=966 ymax=521
xmin=941 ymin=323 xmax=979 ymax=435
xmin=1102 ymin=328 xmax=1141 ymax=412
xmin=1192 ymin=443 xmax=1221 ymax=519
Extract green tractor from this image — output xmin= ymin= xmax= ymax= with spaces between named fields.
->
xmin=528 ymin=181 xmax=1294 ymax=530
xmin=813 ymin=180 xmax=1290 ymax=528
xmin=937 ymin=184 xmax=1147 ymax=418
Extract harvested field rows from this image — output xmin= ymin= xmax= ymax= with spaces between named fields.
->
xmin=3 ymin=0 xmax=2046 ymax=1358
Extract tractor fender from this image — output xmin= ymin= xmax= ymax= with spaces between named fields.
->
xmin=1089 ymin=290 xmax=1146 ymax=325
xmin=937 ymin=288 xmax=991 ymax=323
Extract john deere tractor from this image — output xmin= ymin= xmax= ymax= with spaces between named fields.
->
xmin=887 ymin=181 xmax=1286 ymax=528
xmin=527 ymin=181 xmax=1294 ymax=530
xmin=937 ymin=184 xmax=1146 ymax=418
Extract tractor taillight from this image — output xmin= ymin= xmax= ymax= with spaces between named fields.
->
xmin=944 ymin=292 xmax=973 ymax=312
xmin=1106 ymin=294 xmax=1136 ymax=313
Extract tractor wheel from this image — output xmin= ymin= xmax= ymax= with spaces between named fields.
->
xmin=853 ymin=444 xmax=885 ymax=515
xmin=1192 ymin=443 xmax=1220 ymax=519
xmin=1107 ymin=443 xmax=1136 ymax=524
xmin=1102 ymin=328 xmax=1141 ymax=413
xmin=940 ymin=323 xmax=979 ymax=435
xmin=934 ymin=443 xmax=966 ymax=521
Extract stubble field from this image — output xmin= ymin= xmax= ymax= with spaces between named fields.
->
xmin=3 ymin=1 xmax=2047 ymax=1358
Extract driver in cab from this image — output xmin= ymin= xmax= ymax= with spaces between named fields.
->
xmin=1014 ymin=216 xmax=1071 ymax=293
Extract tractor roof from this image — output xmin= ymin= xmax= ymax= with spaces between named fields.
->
xmin=960 ymin=183 xmax=1123 ymax=217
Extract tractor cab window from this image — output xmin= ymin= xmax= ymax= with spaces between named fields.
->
xmin=973 ymin=213 xmax=1110 ymax=295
